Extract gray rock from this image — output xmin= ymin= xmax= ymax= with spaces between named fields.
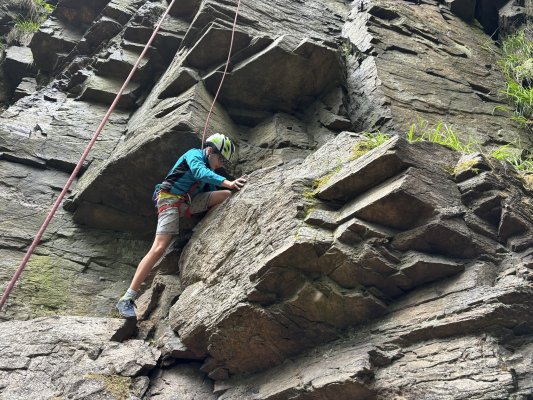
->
xmin=3 ymin=46 xmax=35 ymax=85
xmin=149 ymin=363 xmax=216 ymax=399
xmin=203 ymin=36 xmax=342 ymax=113
xmin=499 ymin=0 xmax=530 ymax=38
xmin=78 ymin=73 xmax=142 ymax=109
xmin=12 ymin=77 xmax=37 ymax=101
xmin=30 ymin=17 xmax=84 ymax=73
xmin=0 ymin=316 xmax=160 ymax=399
xmin=1 ymin=0 xmax=533 ymax=398
xmin=476 ymin=0 xmax=510 ymax=35
xmin=168 ymin=131 xmax=533 ymax=379
xmin=344 ymin=0 xmax=531 ymax=148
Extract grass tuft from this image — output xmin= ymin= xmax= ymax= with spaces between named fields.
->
xmin=6 ymin=0 xmax=54 ymax=45
xmin=406 ymin=118 xmax=478 ymax=153
xmin=496 ymin=29 xmax=533 ymax=128
xmin=491 ymin=144 xmax=533 ymax=173
xmin=351 ymin=131 xmax=391 ymax=160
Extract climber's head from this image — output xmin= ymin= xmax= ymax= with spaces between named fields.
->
xmin=205 ymin=133 xmax=236 ymax=164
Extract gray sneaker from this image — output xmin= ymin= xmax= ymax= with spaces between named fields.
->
xmin=116 ymin=299 xmax=136 ymax=319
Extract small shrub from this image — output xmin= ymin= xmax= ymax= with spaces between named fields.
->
xmin=35 ymin=0 xmax=54 ymax=14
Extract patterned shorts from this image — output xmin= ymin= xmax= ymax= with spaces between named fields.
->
xmin=155 ymin=192 xmax=212 ymax=235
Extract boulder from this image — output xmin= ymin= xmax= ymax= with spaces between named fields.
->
xmin=149 ymin=363 xmax=216 ymax=399
xmin=203 ymin=36 xmax=342 ymax=113
xmin=499 ymin=0 xmax=529 ymax=38
xmin=78 ymin=73 xmax=142 ymax=109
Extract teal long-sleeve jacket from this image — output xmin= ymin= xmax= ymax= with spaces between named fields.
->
xmin=159 ymin=148 xmax=225 ymax=196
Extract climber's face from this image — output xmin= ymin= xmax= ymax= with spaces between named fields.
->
xmin=208 ymin=149 xmax=224 ymax=170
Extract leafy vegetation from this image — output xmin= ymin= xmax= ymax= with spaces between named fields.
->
xmin=14 ymin=18 xmax=41 ymax=33
xmin=491 ymin=144 xmax=533 ymax=174
xmin=406 ymin=118 xmax=478 ymax=153
xmin=495 ymin=29 xmax=533 ymax=128
xmin=6 ymin=0 xmax=54 ymax=45
xmin=405 ymin=118 xmax=533 ymax=177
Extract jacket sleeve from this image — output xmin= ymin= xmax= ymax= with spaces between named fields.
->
xmin=185 ymin=150 xmax=225 ymax=187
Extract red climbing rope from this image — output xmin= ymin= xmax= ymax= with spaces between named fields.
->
xmin=200 ymin=0 xmax=242 ymax=149
xmin=1 ymin=0 xmax=243 ymax=312
xmin=0 ymin=0 xmax=183 ymax=311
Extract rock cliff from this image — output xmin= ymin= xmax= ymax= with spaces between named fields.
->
xmin=1 ymin=0 xmax=532 ymax=399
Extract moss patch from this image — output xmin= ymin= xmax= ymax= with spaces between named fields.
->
xmin=521 ymin=174 xmax=533 ymax=191
xmin=350 ymin=131 xmax=391 ymax=161
xmin=22 ymin=255 xmax=71 ymax=316
xmin=452 ymin=158 xmax=480 ymax=176
xmin=85 ymin=374 xmax=133 ymax=400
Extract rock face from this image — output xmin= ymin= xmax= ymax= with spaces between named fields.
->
xmin=0 ymin=316 xmax=160 ymax=399
xmin=0 ymin=0 xmax=532 ymax=399
xmin=169 ymin=133 xmax=533 ymax=386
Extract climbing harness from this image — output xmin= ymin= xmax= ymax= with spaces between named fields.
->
xmin=0 ymin=0 xmax=243 ymax=311
xmin=153 ymin=180 xmax=201 ymax=218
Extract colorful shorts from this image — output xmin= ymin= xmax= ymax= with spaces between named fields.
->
xmin=155 ymin=192 xmax=212 ymax=235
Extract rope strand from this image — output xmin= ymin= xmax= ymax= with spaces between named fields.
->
xmin=1 ymin=0 xmax=243 ymax=312
xmin=0 ymin=0 xmax=178 ymax=311
xmin=201 ymin=0 xmax=242 ymax=149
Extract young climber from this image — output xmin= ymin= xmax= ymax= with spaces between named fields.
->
xmin=116 ymin=133 xmax=247 ymax=319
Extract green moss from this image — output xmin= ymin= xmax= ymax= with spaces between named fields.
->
xmin=35 ymin=0 xmax=54 ymax=14
xmin=313 ymin=166 xmax=342 ymax=191
xmin=339 ymin=40 xmax=351 ymax=59
xmin=521 ymin=174 xmax=533 ymax=190
xmin=350 ymin=131 xmax=391 ymax=160
xmin=452 ymin=158 xmax=480 ymax=176
xmin=22 ymin=255 xmax=71 ymax=316
xmin=85 ymin=374 xmax=133 ymax=400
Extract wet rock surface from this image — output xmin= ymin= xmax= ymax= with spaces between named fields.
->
xmin=0 ymin=0 xmax=532 ymax=399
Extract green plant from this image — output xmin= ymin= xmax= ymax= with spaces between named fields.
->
xmin=339 ymin=40 xmax=352 ymax=59
xmin=351 ymin=131 xmax=391 ymax=160
xmin=35 ymin=0 xmax=54 ymax=14
xmin=491 ymin=144 xmax=533 ymax=174
xmin=6 ymin=0 xmax=54 ymax=45
xmin=496 ymin=29 xmax=533 ymax=127
xmin=14 ymin=18 xmax=40 ymax=33
xmin=406 ymin=118 xmax=478 ymax=153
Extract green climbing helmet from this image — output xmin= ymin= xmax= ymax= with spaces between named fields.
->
xmin=205 ymin=133 xmax=236 ymax=162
